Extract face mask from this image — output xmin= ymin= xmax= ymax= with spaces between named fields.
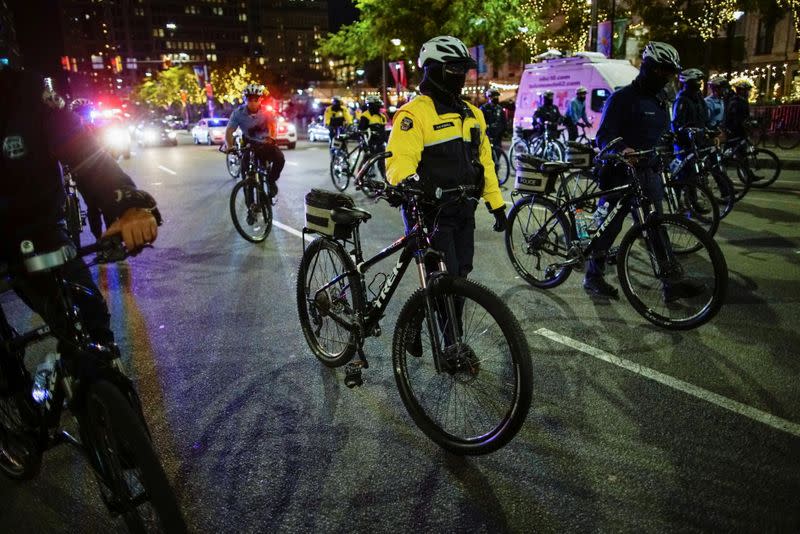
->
xmin=577 ymin=95 xmax=586 ymax=101
xmin=368 ymin=104 xmax=380 ymax=114
xmin=424 ymin=62 xmax=467 ymax=96
xmin=639 ymin=60 xmax=672 ymax=93
xmin=544 ymin=97 xmax=554 ymax=106
xmin=332 ymin=103 xmax=341 ymax=111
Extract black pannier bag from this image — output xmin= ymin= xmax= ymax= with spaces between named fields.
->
xmin=304 ymin=189 xmax=355 ymax=239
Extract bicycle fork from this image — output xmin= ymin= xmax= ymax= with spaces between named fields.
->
xmin=414 ymin=253 xmax=462 ymax=374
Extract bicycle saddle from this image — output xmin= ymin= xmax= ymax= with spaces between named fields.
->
xmin=330 ymin=206 xmax=372 ymax=225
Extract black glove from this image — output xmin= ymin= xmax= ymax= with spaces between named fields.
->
xmin=491 ymin=206 xmax=507 ymax=232
xmin=387 ymin=190 xmax=404 ymax=208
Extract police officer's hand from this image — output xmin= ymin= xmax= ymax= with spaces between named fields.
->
xmin=491 ymin=207 xmax=507 ymax=232
xmin=103 ymin=208 xmax=158 ymax=253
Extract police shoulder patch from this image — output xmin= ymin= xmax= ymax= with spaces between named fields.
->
xmin=400 ymin=117 xmax=413 ymax=131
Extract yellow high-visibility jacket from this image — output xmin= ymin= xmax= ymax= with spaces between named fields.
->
xmin=386 ymin=95 xmax=503 ymax=211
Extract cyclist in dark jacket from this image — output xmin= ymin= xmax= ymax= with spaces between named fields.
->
xmin=480 ymin=88 xmax=506 ymax=149
xmin=532 ymin=90 xmax=562 ymax=135
xmin=588 ymin=42 xmax=680 ymax=299
xmin=724 ymin=80 xmax=752 ymax=140
xmin=0 ymin=67 xmax=160 ymax=345
xmin=672 ymin=68 xmax=708 ymax=133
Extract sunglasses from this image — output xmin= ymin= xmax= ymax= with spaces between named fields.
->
xmin=443 ymin=63 xmax=472 ymax=75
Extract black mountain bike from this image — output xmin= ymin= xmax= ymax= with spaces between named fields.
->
xmin=225 ymin=143 xmax=275 ymax=242
xmin=0 ymin=236 xmax=186 ymax=532
xmin=505 ymin=140 xmax=728 ymax=330
xmin=723 ymin=135 xmax=781 ymax=190
xmin=330 ymin=128 xmax=385 ymax=197
xmin=297 ymin=152 xmax=532 ymax=455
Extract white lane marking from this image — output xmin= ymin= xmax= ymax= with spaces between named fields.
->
xmin=536 ymin=328 xmax=800 ymax=438
xmin=157 ymin=165 xmax=177 ymax=175
xmin=741 ymin=196 xmax=798 ymax=206
xmin=286 ymin=161 xmax=299 ymax=166
xmin=273 ymin=220 xmax=312 ymax=242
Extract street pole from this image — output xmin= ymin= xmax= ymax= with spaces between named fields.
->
xmin=590 ymin=0 xmax=598 ymax=52
xmin=382 ymin=52 xmax=387 ymax=106
xmin=609 ymin=0 xmax=616 ymax=58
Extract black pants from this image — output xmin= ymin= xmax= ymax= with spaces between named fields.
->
xmin=242 ymin=141 xmax=284 ymax=183
xmin=5 ymin=229 xmax=113 ymax=345
xmin=403 ymin=202 xmax=476 ymax=279
xmin=565 ymin=120 xmax=578 ymax=141
xmin=586 ymin=166 xmax=665 ymax=280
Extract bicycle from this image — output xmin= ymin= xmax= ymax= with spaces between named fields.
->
xmin=723 ymin=134 xmax=781 ymax=190
xmin=568 ymin=122 xmax=593 ymax=146
xmin=223 ymin=143 xmax=275 ymax=243
xmin=62 ymin=165 xmax=87 ymax=247
xmin=0 ymin=235 xmax=186 ymax=532
xmin=490 ymin=141 xmax=510 ymax=186
xmin=297 ymin=152 xmax=533 ymax=455
xmin=329 ymin=128 xmax=385 ymax=197
xmin=505 ymin=139 xmax=728 ymax=330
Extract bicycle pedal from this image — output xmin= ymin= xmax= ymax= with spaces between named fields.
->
xmin=344 ymin=362 xmax=363 ymax=388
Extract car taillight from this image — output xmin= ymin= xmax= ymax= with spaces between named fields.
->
xmin=278 ymin=125 xmax=288 ymax=134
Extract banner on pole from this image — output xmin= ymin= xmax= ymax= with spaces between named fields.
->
xmin=597 ymin=21 xmax=612 ymax=58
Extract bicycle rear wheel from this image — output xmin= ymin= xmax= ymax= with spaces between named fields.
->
xmin=230 ymin=179 xmax=272 ymax=242
xmin=0 ymin=355 xmax=41 ymax=480
xmin=747 ymin=148 xmax=781 ymax=188
xmin=776 ymin=129 xmax=800 ymax=150
xmin=330 ymin=149 xmax=350 ymax=191
xmin=297 ymin=237 xmax=364 ymax=367
xmin=505 ymin=195 xmax=573 ymax=288
xmin=393 ymin=277 xmax=532 ymax=455
xmin=557 ymin=170 xmax=598 ymax=204
xmin=617 ymin=214 xmax=727 ymax=330
xmin=698 ymin=169 xmax=735 ymax=218
xmin=721 ymin=158 xmax=751 ymax=202
xmin=85 ymin=380 xmax=186 ymax=533
xmin=493 ymin=146 xmax=510 ymax=186
xmin=664 ymin=181 xmax=720 ymax=244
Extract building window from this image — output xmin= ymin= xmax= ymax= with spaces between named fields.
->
xmin=242 ymin=35 xmax=249 ymax=43
xmin=755 ymin=17 xmax=775 ymax=55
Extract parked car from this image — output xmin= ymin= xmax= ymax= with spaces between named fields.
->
xmin=191 ymin=117 xmax=229 ymax=145
xmin=275 ymin=116 xmax=297 ymax=149
xmin=307 ymin=120 xmax=329 ymax=143
xmin=134 ymin=120 xmax=178 ymax=147
xmin=164 ymin=114 xmax=188 ymax=131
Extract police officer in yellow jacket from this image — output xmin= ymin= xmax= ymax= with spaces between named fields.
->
xmin=387 ymin=35 xmax=506 ymax=279
xmin=323 ymin=96 xmax=353 ymax=140
xmin=359 ymin=95 xmax=389 ymax=172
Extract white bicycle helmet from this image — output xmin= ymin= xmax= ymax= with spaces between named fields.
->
xmin=708 ymin=75 xmax=729 ymax=87
xmin=366 ymin=95 xmax=383 ymax=106
xmin=485 ymin=88 xmax=500 ymax=98
xmin=679 ymin=68 xmax=704 ymax=83
xmin=418 ymin=36 xmax=477 ymax=68
xmin=642 ymin=41 xmax=681 ymax=70
xmin=242 ymin=83 xmax=266 ymax=98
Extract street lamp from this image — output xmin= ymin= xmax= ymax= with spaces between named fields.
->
xmin=383 ymin=38 xmax=401 ymax=106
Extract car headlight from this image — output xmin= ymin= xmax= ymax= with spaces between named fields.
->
xmin=105 ymin=128 xmax=129 ymax=147
xmin=144 ymin=129 xmax=158 ymax=142
xmin=288 ymin=124 xmax=296 ymax=134
xmin=167 ymin=131 xmax=177 ymax=139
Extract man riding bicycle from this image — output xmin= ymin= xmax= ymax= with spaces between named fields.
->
xmin=358 ymin=95 xmax=388 ymax=172
xmin=480 ymin=88 xmax=506 ymax=150
xmin=0 ymin=67 xmax=160 ymax=350
xmin=324 ymin=96 xmax=353 ymax=144
xmin=532 ymin=90 xmax=563 ymax=136
xmin=565 ymin=87 xmax=592 ymax=141
xmin=224 ymin=83 xmax=285 ymax=198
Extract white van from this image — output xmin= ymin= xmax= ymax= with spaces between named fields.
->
xmin=513 ymin=52 xmax=639 ymax=138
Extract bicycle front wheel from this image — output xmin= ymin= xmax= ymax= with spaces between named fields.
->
xmin=226 ymin=152 xmax=241 ymax=178
xmin=85 ymin=380 xmax=186 ymax=533
xmin=297 ymin=237 xmax=364 ymax=367
xmin=230 ymin=179 xmax=272 ymax=242
xmin=776 ymin=130 xmax=800 ymax=150
xmin=493 ymin=146 xmax=510 ymax=186
xmin=505 ymin=195 xmax=573 ymax=288
xmin=330 ymin=149 xmax=350 ymax=191
xmin=393 ymin=277 xmax=532 ymax=455
xmin=747 ymin=148 xmax=781 ymax=188
xmin=617 ymin=214 xmax=728 ymax=330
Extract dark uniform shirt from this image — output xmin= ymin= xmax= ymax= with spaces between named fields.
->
xmin=596 ymin=77 xmax=670 ymax=152
xmin=0 ymin=69 xmax=136 ymax=257
xmin=724 ymin=95 xmax=750 ymax=139
xmin=533 ymin=103 xmax=562 ymax=132
xmin=479 ymin=102 xmax=506 ymax=141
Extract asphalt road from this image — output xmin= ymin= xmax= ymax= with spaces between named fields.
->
xmin=1 ymin=135 xmax=798 ymax=532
